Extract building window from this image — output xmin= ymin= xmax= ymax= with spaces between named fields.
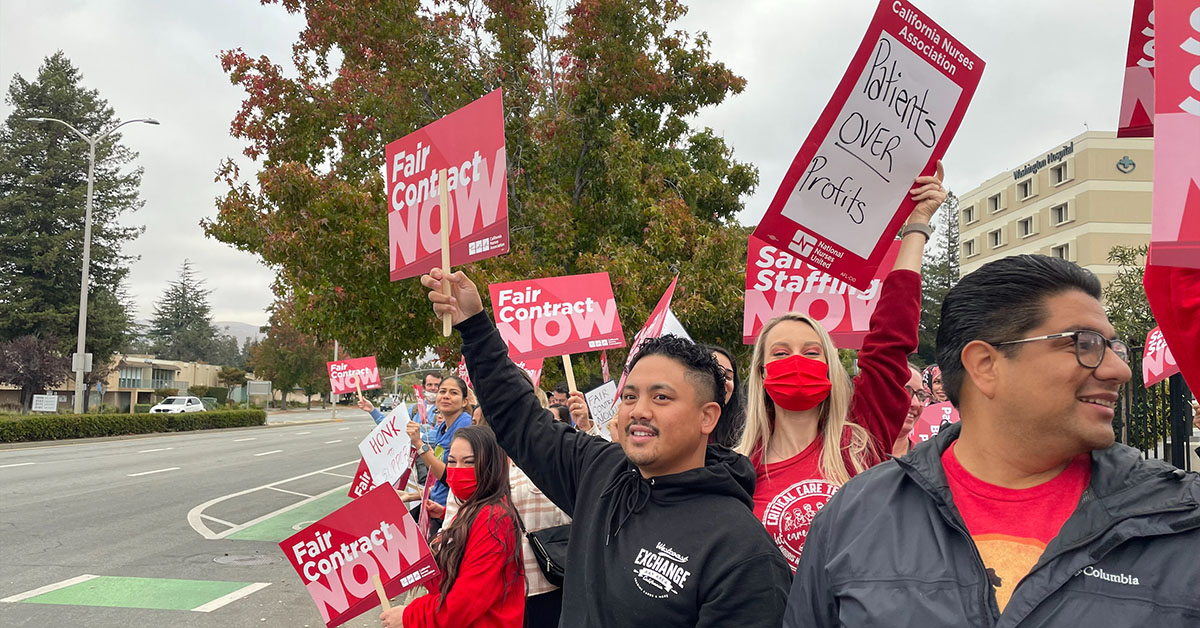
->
xmin=1050 ymin=163 xmax=1070 ymax=186
xmin=1050 ymin=243 xmax=1070 ymax=260
xmin=963 ymin=205 xmax=977 ymax=225
xmin=119 ymin=367 xmax=143 ymax=388
xmin=1017 ymin=178 xmax=1035 ymax=200
xmin=963 ymin=239 xmax=977 ymax=258
xmin=988 ymin=228 xmax=1006 ymax=249
xmin=1018 ymin=216 xmax=1037 ymax=238
xmin=1051 ymin=202 xmax=1072 ymax=226
xmin=988 ymin=192 xmax=1004 ymax=213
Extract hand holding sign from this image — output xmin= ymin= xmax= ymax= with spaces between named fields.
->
xmin=906 ymin=160 xmax=946 ymax=225
xmin=421 ymin=268 xmax=485 ymax=326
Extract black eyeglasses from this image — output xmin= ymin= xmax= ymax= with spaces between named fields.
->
xmin=905 ymin=386 xmax=930 ymax=403
xmin=990 ymin=330 xmax=1130 ymax=369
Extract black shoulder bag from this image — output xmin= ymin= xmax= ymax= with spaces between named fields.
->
xmin=521 ymin=522 xmax=570 ymax=587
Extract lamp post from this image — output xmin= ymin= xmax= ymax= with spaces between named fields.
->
xmin=26 ymin=116 xmax=160 ymax=413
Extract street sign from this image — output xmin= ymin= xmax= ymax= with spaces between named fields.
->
xmin=71 ymin=352 xmax=93 ymax=373
xmin=247 ymin=380 xmax=272 ymax=396
xmin=31 ymin=394 xmax=58 ymax=413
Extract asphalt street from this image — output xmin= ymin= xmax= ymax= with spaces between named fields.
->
xmin=0 ymin=409 xmax=407 ymax=628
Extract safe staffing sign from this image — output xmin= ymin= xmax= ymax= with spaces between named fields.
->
xmin=752 ymin=0 xmax=983 ymax=290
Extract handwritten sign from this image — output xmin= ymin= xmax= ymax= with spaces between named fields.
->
xmin=281 ymin=485 xmax=438 ymax=627
xmin=488 ymin=272 xmax=626 ymax=361
xmin=358 ymin=409 xmax=414 ymax=488
xmin=1117 ymin=0 xmax=1155 ymax=138
xmin=585 ymin=380 xmax=619 ymax=441
xmin=1143 ymin=326 xmax=1181 ymax=387
xmin=327 ymin=357 xmax=382 ymax=396
xmin=752 ymin=0 xmax=983 ymax=290
xmin=743 ymin=236 xmax=901 ymax=347
xmin=908 ymin=401 xmax=960 ymax=446
xmin=1149 ymin=0 xmax=1200 ymax=269
xmin=387 ymin=89 xmax=509 ymax=281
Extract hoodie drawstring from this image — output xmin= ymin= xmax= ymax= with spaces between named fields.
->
xmin=601 ymin=468 xmax=652 ymax=545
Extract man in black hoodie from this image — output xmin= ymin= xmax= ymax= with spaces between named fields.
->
xmin=421 ymin=268 xmax=790 ymax=627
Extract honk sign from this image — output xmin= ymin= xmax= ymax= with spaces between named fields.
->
xmin=327 ymin=356 xmax=382 ymax=396
xmin=743 ymin=236 xmax=900 ymax=348
xmin=488 ymin=272 xmax=627 ymax=361
xmin=281 ymin=484 xmax=438 ymax=627
xmin=387 ymin=88 xmax=510 ymax=281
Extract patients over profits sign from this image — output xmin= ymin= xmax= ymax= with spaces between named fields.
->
xmin=488 ymin=272 xmax=626 ymax=361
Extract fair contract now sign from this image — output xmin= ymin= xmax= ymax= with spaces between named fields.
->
xmin=753 ymin=0 xmax=984 ymax=290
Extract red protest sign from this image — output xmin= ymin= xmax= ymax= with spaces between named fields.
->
xmin=613 ymin=277 xmax=679 ymax=403
xmin=456 ymin=356 xmax=472 ymax=389
xmin=489 ymin=272 xmax=626 ymax=361
xmin=387 ymin=89 xmax=509 ymax=281
xmin=514 ymin=357 xmax=544 ymax=388
xmin=1143 ymin=326 xmax=1181 ymax=387
xmin=282 ymin=485 xmax=438 ymax=627
xmin=1117 ymin=0 xmax=1155 ymax=137
xmin=752 ymin=0 xmax=983 ymax=290
xmin=1149 ymin=0 xmax=1200 ymax=269
xmin=908 ymin=401 xmax=960 ymax=446
xmin=412 ymin=384 xmax=429 ymax=424
xmin=348 ymin=458 xmax=374 ymax=499
xmin=743 ymin=236 xmax=901 ymax=348
xmin=327 ymin=357 xmax=382 ymax=396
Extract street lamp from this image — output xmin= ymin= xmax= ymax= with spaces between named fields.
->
xmin=25 ymin=116 xmax=160 ymax=413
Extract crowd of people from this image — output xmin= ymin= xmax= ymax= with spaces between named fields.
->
xmin=357 ymin=164 xmax=1199 ymax=627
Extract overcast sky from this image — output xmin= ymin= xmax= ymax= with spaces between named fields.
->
xmin=1 ymin=0 xmax=1133 ymax=326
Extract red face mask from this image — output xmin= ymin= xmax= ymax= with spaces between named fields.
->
xmin=763 ymin=354 xmax=832 ymax=412
xmin=445 ymin=466 xmax=478 ymax=501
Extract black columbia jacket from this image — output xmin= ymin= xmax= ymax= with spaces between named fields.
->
xmin=458 ymin=312 xmax=790 ymax=627
xmin=784 ymin=422 xmax=1200 ymax=627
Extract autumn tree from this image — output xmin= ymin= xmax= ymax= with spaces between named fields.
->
xmin=0 ymin=335 xmax=70 ymax=412
xmin=248 ymin=300 xmax=332 ymax=409
xmin=204 ymin=0 xmax=757 ymax=382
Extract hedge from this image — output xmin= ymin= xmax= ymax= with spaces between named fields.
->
xmin=134 ymin=404 xmax=153 ymax=414
xmin=0 ymin=409 xmax=267 ymax=443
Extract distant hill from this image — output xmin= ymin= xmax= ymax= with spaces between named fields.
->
xmin=215 ymin=321 xmax=264 ymax=344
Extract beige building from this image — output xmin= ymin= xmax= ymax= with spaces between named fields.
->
xmin=958 ymin=130 xmax=1153 ymax=288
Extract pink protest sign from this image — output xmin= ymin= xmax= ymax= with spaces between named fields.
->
xmin=1142 ymin=326 xmax=1180 ymax=387
xmin=327 ymin=356 xmax=382 ymax=396
xmin=282 ymin=485 xmax=438 ymax=627
xmin=752 ymin=0 xmax=983 ymax=290
xmin=456 ymin=356 xmax=472 ymax=389
xmin=743 ymin=236 xmax=901 ymax=347
xmin=613 ymin=277 xmax=679 ymax=403
xmin=387 ymin=89 xmax=509 ymax=281
xmin=488 ymin=272 xmax=626 ymax=361
xmin=1150 ymin=0 xmax=1200 ymax=269
xmin=1117 ymin=0 xmax=1155 ymax=137
xmin=347 ymin=458 xmax=374 ymax=500
xmin=514 ymin=357 xmax=544 ymax=388
xmin=908 ymin=401 xmax=960 ymax=446
xmin=412 ymin=384 xmax=428 ymax=424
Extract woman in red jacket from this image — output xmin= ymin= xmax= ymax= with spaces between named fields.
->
xmin=736 ymin=163 xmax=946 ymax=573
xmin=381 ymin=425 xmax=525 ymax=628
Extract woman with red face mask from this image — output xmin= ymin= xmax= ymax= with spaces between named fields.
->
xmin=736 ymin=163 xmax=946 ymax=573
xmin=380 ymin=425 xmax=525 ymax=628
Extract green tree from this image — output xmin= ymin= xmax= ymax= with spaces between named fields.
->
xmin=248 ymin=300 xmax=332 ymax=409
xmin=0 ymin=335 xmax=70 ymax=412
xmin=916 ymin=192 xmax=960 ymax=365
xmin=0 ymin=52 xmax=141 ymax=381
xmin=217 ymin=366 xmax=248 ymax=388
xmin=147 ymin=260 xmax=223 ymax=362
xmin=203 ymin=0 xmax=756 ymax=375
xmin=1104 ymin=244 xmax=1155 ymax=347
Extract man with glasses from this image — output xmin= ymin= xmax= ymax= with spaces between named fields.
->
xmin=785 ymin=254 xmax=1200 ymax=627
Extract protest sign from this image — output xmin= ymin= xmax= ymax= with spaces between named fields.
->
xmin=489 ymin=272 xmax=626 ymax=361
xmin=358 ymin=410 xmax=415 ymax=488
xmin=601 ymin=350 xmax=611 ymax=382
xmin=744 ymin=236 xmax=901 ymax=347
xmin=585 ymin=380 xmax=619 ymax=441
xmin=327 ymin=357 xmax=381 ymax=396
xmin=456 ymin=356 xmax=472 ymax=389
xmin=514 ymin=357 xmax=544 ymax=388
xmin=1143 ymin=326 xmax=1181 ymax=387
xmin=348 ymin=458 xmax=374 ymax=500
xmin=411 ymin=384 xmax=428 ymax=424
xmin=752 ymin=0 xmax=983 ymax=290
xmin=612 ymin=277 xmax=679 ymax=405
xmin=1117 ymin=0 xmax=1155 ymax=137
xmin=908 ymin=401 xmax=960 ymax=446
xmin=282 ymin=484 xmax=438 ymax=627
xmin=663 ymin=308 xmax=692 ymax=341
xmin=1149 ymin=0 xmax=1200 ymax=269
xmin=387 ymin=89 xmax=509 ymax=281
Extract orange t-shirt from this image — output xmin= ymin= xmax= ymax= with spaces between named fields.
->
xmin=942 ymin=443 xmax=1090 ymax=612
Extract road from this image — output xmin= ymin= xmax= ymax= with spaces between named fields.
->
xmin=0 ymin=412 xmax=404 ymax=627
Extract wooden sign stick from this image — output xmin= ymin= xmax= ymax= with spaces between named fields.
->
xmin=355 ymin=381 xmax=363 ymax=402
xmin=562 ymin=355 xmax=578 ymax=394
xmin=439 ymin=168 xmax=452 ymax=337
xmin=373 ymin=574 xmax=392 ymax=611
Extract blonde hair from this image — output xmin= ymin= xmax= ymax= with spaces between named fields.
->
xmin=736 ymin=312 xmax=872 ymax=487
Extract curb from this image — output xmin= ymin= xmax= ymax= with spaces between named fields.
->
xmin=0 ymin=417 xmax=346 ymax=451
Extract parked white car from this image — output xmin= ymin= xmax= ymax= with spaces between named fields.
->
xmin=150 ymin=396 xmax=206 ymax=413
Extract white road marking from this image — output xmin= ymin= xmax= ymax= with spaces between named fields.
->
xmin=234 ymin=437 xmax=256 ymax=442
xmin=337 ymin=427 xmax=351 ymax=431
xmin=191 ymin=582 xmax=272 ymax=612
xmin=321 ymin=471 xmax=354 ymax=479
xmin=0 ymin=462 xmax=36 ymax=469
xmin=253 ymin=450 xmax=282 ymax=457
xmin=295 ymin=431 xmax=311 ymax=435
xmin=267 ymin=486 xmax=312 ymax=498
xmin=137 ymin=447 xmax=174 ymax=453
xmin=186 ymin=460 xmax=357 ymax=539
xmin=127 ymin=467 xmax=180 ymax=477
xmin=200 ymin=513 xmax=236 ymax=528
xmin=324 ymin=440 xmax=342 ymax=444
xmin=1 ymin=574 xmax=99 ymax=603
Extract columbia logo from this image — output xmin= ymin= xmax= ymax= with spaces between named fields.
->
xmin=1077 ymin=565 xmax=1141 ymax=586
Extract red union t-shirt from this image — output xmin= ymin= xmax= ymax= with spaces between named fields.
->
xmin=942 ymin=443 xmax=1091 ymax=612
xmin=752 ymin=437 xmax=840 ymax=573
